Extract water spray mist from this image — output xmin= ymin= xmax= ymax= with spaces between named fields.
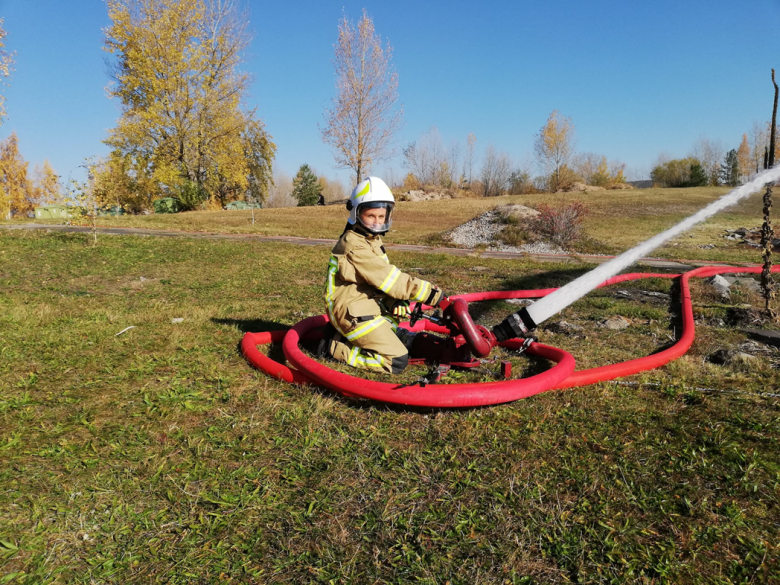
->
xmin=492 ymin=166 xmax=780 ymax=342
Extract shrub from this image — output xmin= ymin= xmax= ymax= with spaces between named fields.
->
xmin=177 ymin=180 xmax=208 ymax=210
xmin=496 ymin=223 xmax=530 ymax=247
xmin=153 ymin=197 xmax=182 ymax=214
xmin=528 ymin=201 xmax=588 ymax=247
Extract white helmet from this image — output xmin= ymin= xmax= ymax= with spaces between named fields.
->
xmin=346 ymin=176 xmax=395 ymax=235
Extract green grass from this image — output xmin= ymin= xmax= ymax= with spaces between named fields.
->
xmin=1 ymin=231 xmax=779 ymax=583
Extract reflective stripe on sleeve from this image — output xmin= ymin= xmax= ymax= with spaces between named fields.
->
xmin=413 ymin=280 xmax=432 ymax=302
xmin=378 ymin=266 xmax=401 ymax=293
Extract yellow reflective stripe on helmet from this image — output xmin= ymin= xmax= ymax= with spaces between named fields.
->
xmin=378 ymin=266 xmax=401 ymax=293
xmin=357 ymin=181 xmax=371 ymax=197
xmin=346 ymin=316 xmax=385 ymax=341
xmin=413 ymin=280 xmax=432 ymax=303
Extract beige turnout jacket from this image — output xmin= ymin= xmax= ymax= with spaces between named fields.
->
xmin=325 ymin=229 xmax=437 ymax=342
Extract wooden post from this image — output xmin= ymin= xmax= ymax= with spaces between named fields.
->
xmin=760 ymin=69 xmax=778 ymax=320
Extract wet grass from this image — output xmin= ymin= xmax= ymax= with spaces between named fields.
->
xmin=1 ymin=231 xmax=779 ymax=583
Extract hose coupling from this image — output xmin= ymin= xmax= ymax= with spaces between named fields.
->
xmin=492 ymin=307 xmax=537 ymax=342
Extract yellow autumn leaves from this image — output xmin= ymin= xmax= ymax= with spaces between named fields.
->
xmin=100 ymin=0 xmax=275 ymax=211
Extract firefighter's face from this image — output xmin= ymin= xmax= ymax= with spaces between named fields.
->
xmin=360 ymin=207 xmax=387 ymax=229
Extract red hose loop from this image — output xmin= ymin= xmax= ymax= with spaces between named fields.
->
xmin=242 ymin=265 xmax=780 ymax=407
xmin=241 ymin=330 xmax=314 ymax=385
xmin=280 ymin=315 xmax=575 ymax=408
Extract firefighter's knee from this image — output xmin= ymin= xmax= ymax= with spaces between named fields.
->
xmin=390 ymin=352 xmax=409 ymax=374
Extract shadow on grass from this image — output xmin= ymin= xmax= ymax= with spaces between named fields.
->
xmin=212 ymin=317 xmax=291 ymax=334
xmin=213 ymin=317 xmax=297 ymax=367
xmin=502 ymin=266 xmax=593 ymax=291
xmin=461 ymin=267 xmax=593 ymax=325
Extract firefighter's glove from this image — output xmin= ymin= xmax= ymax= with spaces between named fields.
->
xmin=391 ymin=300 xmax=411 ymax=320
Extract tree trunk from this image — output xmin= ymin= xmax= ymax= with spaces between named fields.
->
xmin=760 ymin=69 xmax=779 ymax=320
xmin=769 ymin=69 xmax=778 ymax=166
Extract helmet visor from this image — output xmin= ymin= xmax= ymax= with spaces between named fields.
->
xmin=356 ymin=201 xmax=394 ymax=234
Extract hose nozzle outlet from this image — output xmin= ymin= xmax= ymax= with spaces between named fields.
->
xmin=492 ymin=307 xmax=537 ymax=343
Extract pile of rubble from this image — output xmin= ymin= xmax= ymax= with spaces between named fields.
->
xmin=723 ymin=227 xmax=780 ymax=250
xmin=445 ymin=204 xmax=568 ymax=255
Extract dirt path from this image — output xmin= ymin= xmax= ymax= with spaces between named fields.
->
xmin=1 ymin=222 xmax=729 ymax=270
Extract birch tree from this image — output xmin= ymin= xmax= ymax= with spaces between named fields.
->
xmin=321 ymin=10 xmax=402 ymax=184
xmin=534 ymin=110 xmax=576 ymax=192
xmin=103 ymin=0 xmax=275 ymax=208
xmin=750 ymin=122 xmax=769 ymax=175
xmin=480 ymin=144 xmax=512 ymax=197
xmin=690 ymin=136 xmax=724 ymax=186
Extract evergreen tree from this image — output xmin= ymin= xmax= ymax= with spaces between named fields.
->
xmin=720 ymin=149 xmax=740 ymax=187
xmin=292 ymin=164 xmax=323 ymax=207
xmin=688 ymin=162 xmax=708 ymax=187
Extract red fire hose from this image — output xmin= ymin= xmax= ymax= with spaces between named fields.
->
xmin=242 ymin=265 xmax=779 ymax=407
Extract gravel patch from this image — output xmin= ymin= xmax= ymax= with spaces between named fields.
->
xmin=445 ymin=210 xmax=568 ymax=255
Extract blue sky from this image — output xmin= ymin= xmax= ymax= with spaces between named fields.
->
xmin=1 ymin=0 xmax=779 ymax=187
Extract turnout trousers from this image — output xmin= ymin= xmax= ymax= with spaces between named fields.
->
xmin=327 ymin=317 xmax=411 ymax=375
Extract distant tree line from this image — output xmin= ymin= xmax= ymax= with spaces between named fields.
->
xmin=649 ymin=125 xmax=779 ymax=189
xmin=400 ymin=112 xmax=626 ymax=197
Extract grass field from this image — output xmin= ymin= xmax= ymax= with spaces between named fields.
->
xmin=1 ymin=228 xmax=779 ymax=583
xmin=5 ymin=185 xmax=774 ymax=264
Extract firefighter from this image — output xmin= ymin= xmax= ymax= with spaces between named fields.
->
xmin=321 ymin=176 xmax=446 ymax=374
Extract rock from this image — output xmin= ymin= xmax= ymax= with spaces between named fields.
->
xmin=599 ymin=316 xmax=630 ymax=330
xmin=707 ymin=274 xmax=731 ymax=298
xmin=614 ymin=289 xmax=670 ymax=303
xmin=470 ymin=266 xmax=490 ymax=272
xmin=558 ymin=182 xmax=603 ymax=193
xmin=505 ymin=298 xmax=535 ymax=306
xmin=723 ymin=276 xmax=761 ymax=293
xmin=733 ymin=227 xmax=749 ymax=236
xmin=741 ymin=328 xmax=780 ymax=348
xmin=495 ymin=204 xmax=540 ymax=221
xmin=545 ymin=320 xmax=585 ymax=334
xmin=171 ymin=318 xmax=184 ymax=324
xmin=738 ymin=340 xmax=766 ymax=354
